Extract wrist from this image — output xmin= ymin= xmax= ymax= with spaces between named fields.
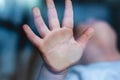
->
xmin=38 ymin=64 xmax=67 ymax=80
xmin=44 ymin=63 xmax=67 ymax=74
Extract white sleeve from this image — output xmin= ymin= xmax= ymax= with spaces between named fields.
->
xmin=66 ymin=63 xmax=120 ymax=80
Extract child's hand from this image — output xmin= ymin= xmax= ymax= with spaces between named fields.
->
xmin=23 ymin=0 xmax=94 ymax=72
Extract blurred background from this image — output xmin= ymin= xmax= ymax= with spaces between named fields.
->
xmin=0 ymin=0 xmax=120 ymax=80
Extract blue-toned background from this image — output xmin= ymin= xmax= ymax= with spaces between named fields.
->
xmin=0 ymin=0 xmax=120 ymax=80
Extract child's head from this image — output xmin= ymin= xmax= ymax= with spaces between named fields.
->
xmin=74 ymin=20 xmax=117 ymax=64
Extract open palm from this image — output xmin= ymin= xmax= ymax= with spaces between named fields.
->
xmin=23 ymin=0 xmax=94 ymax=72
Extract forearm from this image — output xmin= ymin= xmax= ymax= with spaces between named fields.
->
xmin=38 ymin=65 xmax=67 ymax=80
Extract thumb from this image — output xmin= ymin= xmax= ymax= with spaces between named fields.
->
xmin=77 ymin=27 xmax=94 ymax=46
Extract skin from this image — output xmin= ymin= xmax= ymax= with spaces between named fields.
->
xmin=75 ymin=21 xmax=120 ymax=65
xmin=23 ymin=0 xmax=94 ymax=80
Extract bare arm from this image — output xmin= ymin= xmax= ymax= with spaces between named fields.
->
xmin=23 ymin=0 xmax=94 ymax=80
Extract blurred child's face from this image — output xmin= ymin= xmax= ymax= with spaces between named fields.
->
xmin=74 ymin=21 xmax=117 ymax=64
xmin=75 ymin=21 xmax=117 ymax=50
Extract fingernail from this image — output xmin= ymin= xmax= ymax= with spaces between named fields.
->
xmin=88 ymin=28 xmax=94 ymax=38
xmin=33 ymin=7 xmax=40 ymax=17
xmin=47 ymin=1 xmax=54 ymax=9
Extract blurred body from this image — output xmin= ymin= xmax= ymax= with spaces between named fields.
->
xmin=75 ymin=20 xmax=120 ymax=65
xmin=66 ymin=20 xmax=120 ymax=80
xmin=23 ymin=0 xmax=120 ymax=80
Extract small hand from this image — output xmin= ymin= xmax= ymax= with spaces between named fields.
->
xmin=23 ymin=0 xmax=94 ymax=72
